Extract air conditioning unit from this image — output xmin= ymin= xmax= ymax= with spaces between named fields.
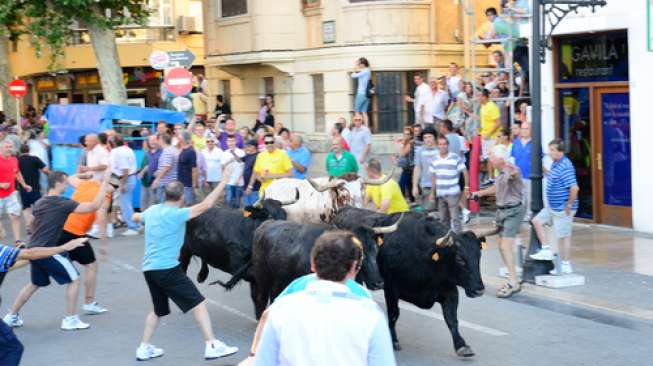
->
xmin=176 ymin=16 xmax=197 ymax=33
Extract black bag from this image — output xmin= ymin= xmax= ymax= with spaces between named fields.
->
xmin=366 ymin=79 xmax=375 ymax=98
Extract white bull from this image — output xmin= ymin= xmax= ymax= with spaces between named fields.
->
xmin=263 ymin=169 xmax=395 ymax=224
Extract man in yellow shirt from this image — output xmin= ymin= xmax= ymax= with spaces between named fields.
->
xmin=478 ymin=89 xmax=501 ymax=181
xmin=365 ymin=159 xmax=409 ymax=215
xmin=248 ymin=134 xmax=293 ymax=193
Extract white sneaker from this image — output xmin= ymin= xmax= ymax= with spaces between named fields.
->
xmin=136 ymin=343 xmax=164 ymax=361
xmin=83 ymin=302 xmax=109 ymax=315
xmin=107 ymin=223 xmax=114 ymax=238
xmin=61 ymin=315 xmax=90 ymax=330
xmin=462 ymin=208 xmax=471 ymax=224
xmin=204 ymin=339 xmax=238 ymax=360
xmin=3 ymin=313 xmax=23 ymax=328
xmin=122 ymin=229 xmax=140 ymax=236
xmin=530 ymin=247 xmax=554 ymax=261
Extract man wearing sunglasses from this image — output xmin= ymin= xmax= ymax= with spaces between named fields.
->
xmin=249 ymin=134 xmax=292 ymax=194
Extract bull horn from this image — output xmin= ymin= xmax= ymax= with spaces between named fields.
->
xmin=471 ymin=225 xmax=502 ymax=238
xmin=307 ymin=177 xmax=339 ymax=192
xmin=253 ymin=191 xmax=266 ymax=208
xmin=435 ymin=230 xmax=455 ymax=248
xmin=369 ymin=213 xmax=404 ymax=234
xmin=279 ymin=188 xmax=300 ymax=206
xmin=363 ymin=166 xmax=397 ymax=185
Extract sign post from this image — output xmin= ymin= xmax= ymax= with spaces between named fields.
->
xmin=8 ymin=79 xmax=28 ymax=125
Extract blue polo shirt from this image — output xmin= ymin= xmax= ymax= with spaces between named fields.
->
xmin=511 ymin=137 xmax=532 ymax=179
xmin=546 ymin=156 xmax=579 ymax=211
xmin=286 ymin=146 xmax=312 ymax=179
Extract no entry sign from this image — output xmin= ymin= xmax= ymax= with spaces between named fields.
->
xmin=8 ymin=79 xmax=28 ymax=98
xmin=164 ymin=68 xmax=193 ymax=97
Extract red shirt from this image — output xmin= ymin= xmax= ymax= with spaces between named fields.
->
xmin=0 ymin=155 xmax=18 ymax=199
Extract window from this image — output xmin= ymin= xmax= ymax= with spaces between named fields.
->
xmin=221 ymin=80 xmax=231 ymax=103
xmin=222 ymin=0 xmax=248 ymax=18
xmin=364 ymin=71 xmax=424 ymax=133
xmin=312 ymin=74 xmax=325 ymax=132
xmin=148 ymin=0 xmax=174 ymax=26
xmin=264 ymin=77 xmax=274 ymax=96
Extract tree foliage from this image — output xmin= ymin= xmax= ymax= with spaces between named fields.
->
xmin=0 ymin=0 xmax=150 ymax=68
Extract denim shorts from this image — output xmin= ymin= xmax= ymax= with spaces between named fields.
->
xmin=354 ymin=93 xmax=370 ymax=113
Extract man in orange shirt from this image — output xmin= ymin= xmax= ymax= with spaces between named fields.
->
xmin=56 ymin=173 xmax=116 ymax=315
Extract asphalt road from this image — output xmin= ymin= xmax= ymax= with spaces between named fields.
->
xmin=1 ymin=233 xmax=651 ymax=366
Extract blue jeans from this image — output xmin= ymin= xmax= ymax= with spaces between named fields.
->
xmin=120 ymin=175 xmax=139 ymax=230
xmin=354 ymin=93 xmax=370 ymax=113
xmin=242 ymin=190 xmax=259 ymax=207
xmin=183 ymin=187 xmax=195 ymax=207
xmin=225 ymin=185 xmax=243 ymax=209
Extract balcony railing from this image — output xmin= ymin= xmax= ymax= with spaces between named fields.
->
xmin=68 ymin=26 xmax=176 ymax=45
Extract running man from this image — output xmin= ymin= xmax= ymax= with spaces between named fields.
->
xmin=3 ymin=171 xmax=112 ymax=331
xmin=132 ymin=170 xmax=238 ymax=361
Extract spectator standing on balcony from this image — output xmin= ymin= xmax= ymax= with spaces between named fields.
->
xmin=351 ymin=57 xmax=372 ymax=126
xmin=406 ymin=73 xmax=431 ymax=125
xmin=348 ymin=114 xmax=372 ymax=170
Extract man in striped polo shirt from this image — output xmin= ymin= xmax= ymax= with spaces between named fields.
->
xmin=530 ymin=139 xmax=580 ymax=275
xmin=428 ymin=135 xmax=469 ymax=233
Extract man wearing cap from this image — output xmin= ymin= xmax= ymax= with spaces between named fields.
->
xmin=249 ymin=134 xmax=292 ymax=193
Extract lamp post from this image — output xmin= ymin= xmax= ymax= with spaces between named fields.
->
xmin=522 ymin=0 xmax=607 ymax=283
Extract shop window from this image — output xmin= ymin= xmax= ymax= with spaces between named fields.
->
xmin=222 ymin=0 xmax=248 ymax=18
xmin=557 ymin=30 xmax=629 ymax=83
xmin=312 ymin=74 xmax=325 ymax=133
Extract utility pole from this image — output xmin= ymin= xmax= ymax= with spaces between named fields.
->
xmin=522 ymin=0 xmax=607 ymax=283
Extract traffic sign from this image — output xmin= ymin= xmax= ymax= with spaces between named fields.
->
xmin=8 ymin=79 xmax=28 ymax=98
xmin=167 ymin=50 xmax=196 ymax=68
xmin=149 ymin=51 xmax=170 ymax=70
xmin=164 ymin=68 xmax=193 ymax=97
xmin=172 ymin=96 xmax=193 ymax=111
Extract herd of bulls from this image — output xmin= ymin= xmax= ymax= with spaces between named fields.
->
xmin=179 ymin=176 xmax=499 ymax=359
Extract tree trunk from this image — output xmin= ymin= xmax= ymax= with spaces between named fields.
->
xmin=0 ymin=33 xmax=18 ymax=121
xmin=87 ymin=18 xmax=127 ymax=105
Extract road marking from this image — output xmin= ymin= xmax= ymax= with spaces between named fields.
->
xmin=372 ymin=293 xmax=509 ymax=337
xmin=108 ymin=258 xmax=138 ymax=272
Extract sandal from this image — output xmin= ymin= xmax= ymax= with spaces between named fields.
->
xmin=496 ymin=283 xmax=521 ymax=298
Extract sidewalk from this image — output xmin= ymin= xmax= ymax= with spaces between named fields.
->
xmin=471 ymin=217 xmax=653 ymax=322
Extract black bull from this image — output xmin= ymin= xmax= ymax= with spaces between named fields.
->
xmin=178 ymin=199 xmax=289 ymax=313
xmin=333 ymin=207 xmax=496 ymax=357
xmin=249 ymin=217 xmax=401 ymax=318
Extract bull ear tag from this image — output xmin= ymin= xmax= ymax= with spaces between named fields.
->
xmin=243 ymin=210 xmax=252 ymax=218
xmin=431 ymin=253 xmax=440 ymax=262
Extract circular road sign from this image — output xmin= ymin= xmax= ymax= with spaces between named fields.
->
xmin=164 ymin=68 xmax=193 ymax=97
xmin=149 ymin=50 xmax=170 ymax=70
xmin=8 ymin=79 xmax=28 ymax=98
xmin=172 ymin=96 xmax=193 ymax=111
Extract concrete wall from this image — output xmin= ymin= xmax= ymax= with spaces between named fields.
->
xmin=539 ymin=0 xmax=652 ymax=233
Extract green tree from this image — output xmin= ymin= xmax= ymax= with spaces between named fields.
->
xmin=1 ymin=0 xmax=150 ymax=106
xmin=0 ymin=1 xmax=25 ymax=121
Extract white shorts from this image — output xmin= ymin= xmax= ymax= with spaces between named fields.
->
xmin=534 ymin=207 xmax=576 ymax=239
xmin=481 ymin=139 xmax=495 ymax=160
xmin=0 ymin=192 xmax=22 ymax=216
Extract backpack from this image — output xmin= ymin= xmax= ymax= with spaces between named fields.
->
xmin=366 ymin=79 xmax=375 ymax=98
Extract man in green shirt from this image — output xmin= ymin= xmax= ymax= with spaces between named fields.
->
xmin=325 ymin=137 xmax=359 ymax=177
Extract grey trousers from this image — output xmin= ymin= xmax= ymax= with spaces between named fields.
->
xmin=438 ymin=194 xmax=462 ymax=233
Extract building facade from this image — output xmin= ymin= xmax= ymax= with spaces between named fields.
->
xmin=7 ymin=0 xmax=205 ymax=111
xmin=539 ymin=0 xmax=652 ymax=233
xmin=203 ymin=0 xmax=497 ymax=140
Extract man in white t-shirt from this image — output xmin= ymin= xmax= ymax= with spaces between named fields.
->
xmin=81 ymin=134 xmax=109 ymax=182
xmin=405 ymin=73 xmax=431 ymax=125
xmin=109 ymin=134 xmax=140 ymax=235
xmin=447 ymin=62 xmax=462 ymax=98
xmin=201 ymin=136 xmax=223 ymax=193
xmin=220 ymin=135 xmax=245 ymax=209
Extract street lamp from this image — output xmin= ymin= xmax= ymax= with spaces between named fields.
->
xmin=522 ymin=0 xmax=607 ymax=283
